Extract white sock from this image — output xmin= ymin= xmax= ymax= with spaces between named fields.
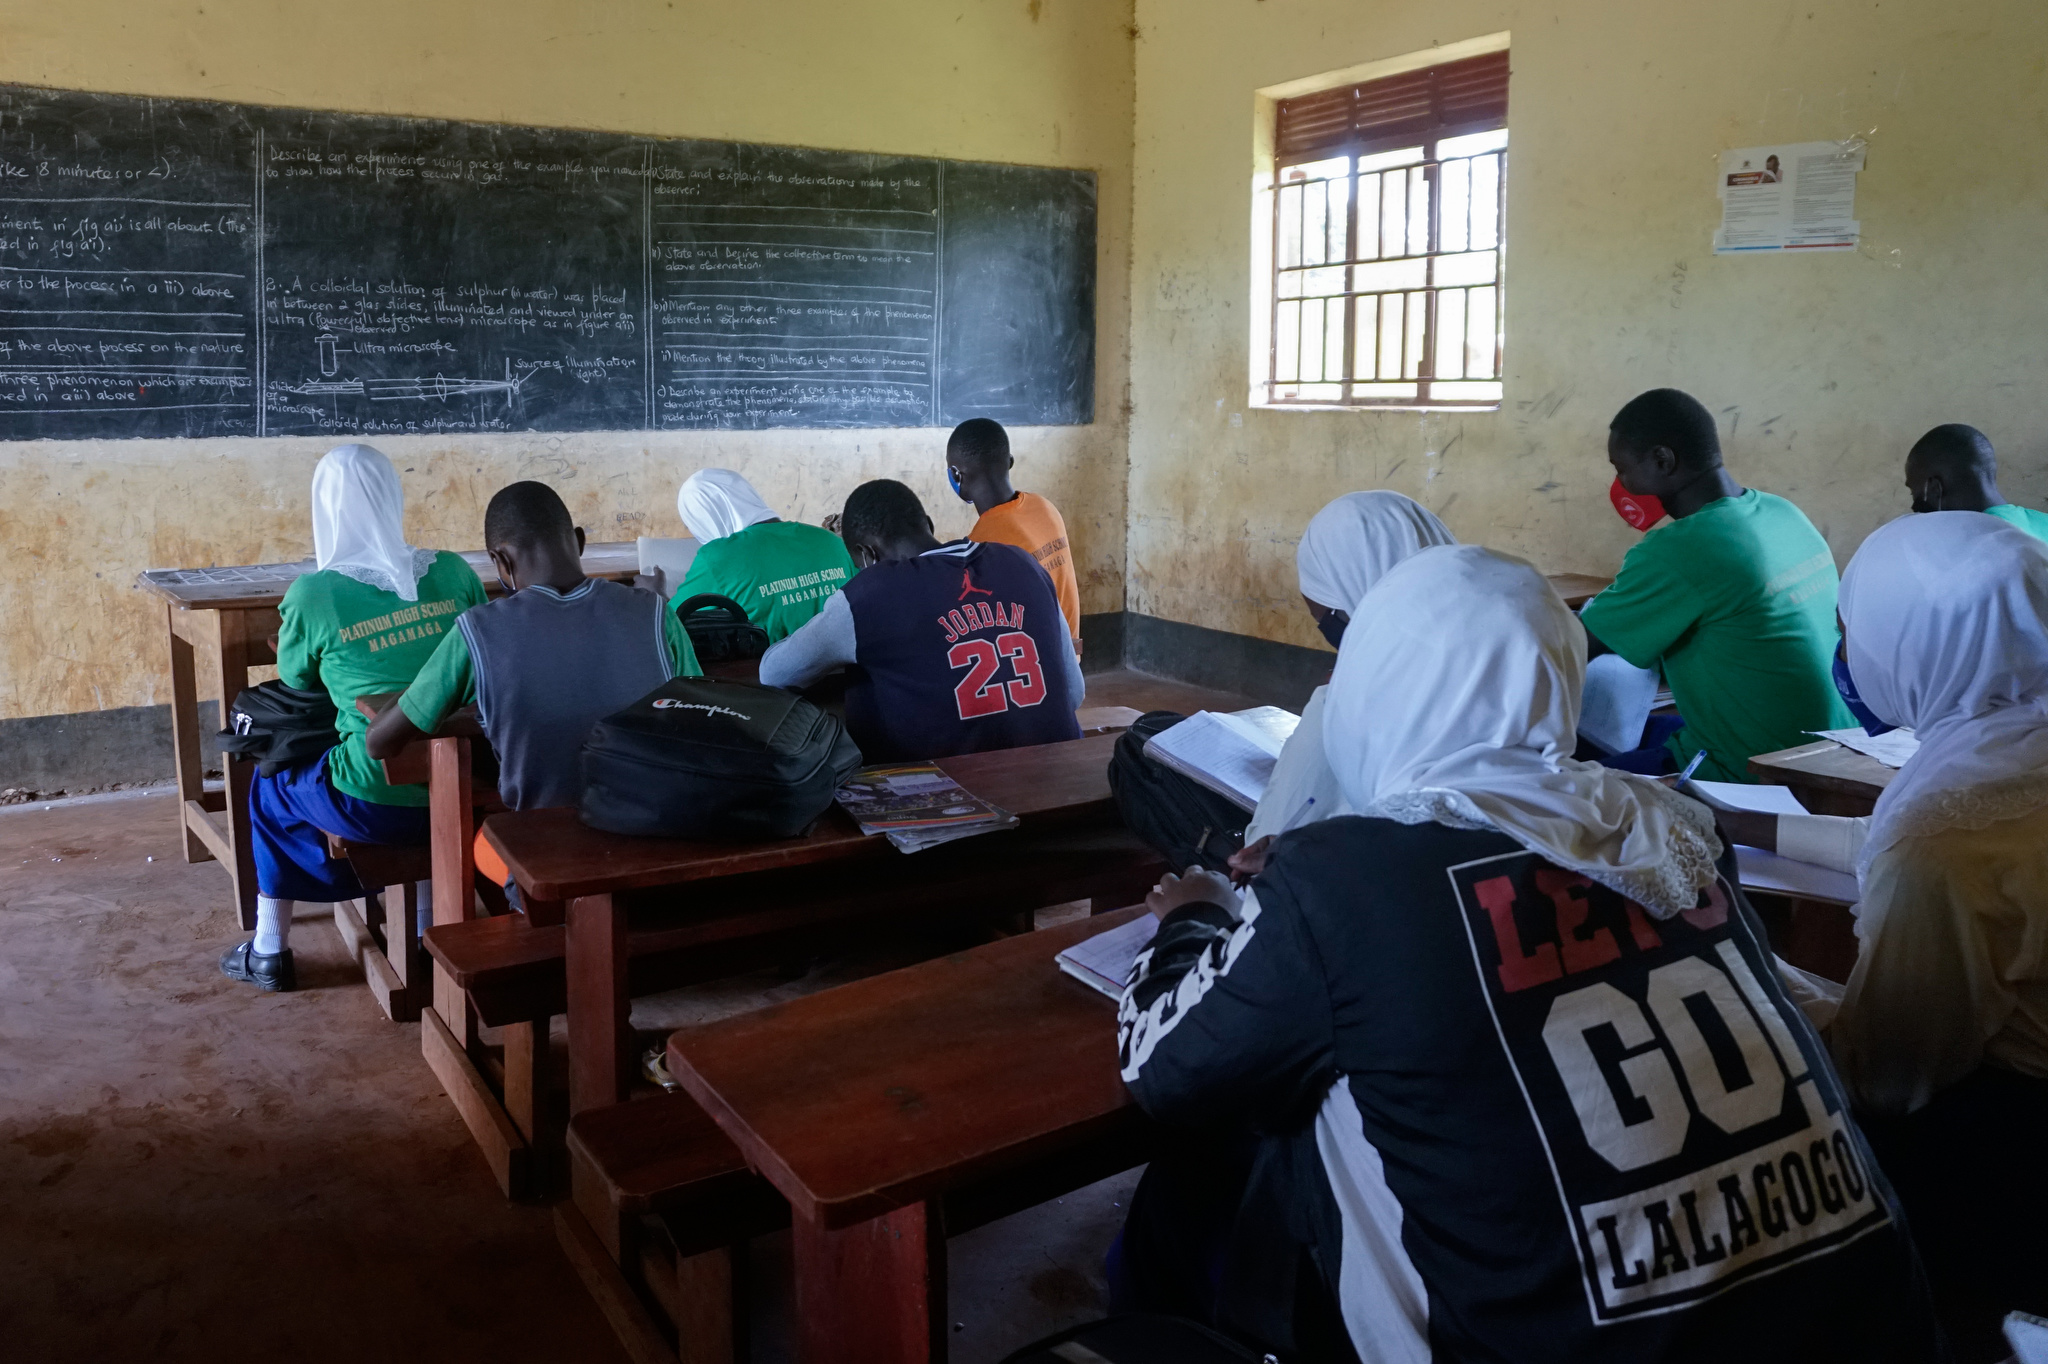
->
xmin=254 ymin=896 xmax=294 ymax=956
xmin=414 ymin=880 xmax=434 ymax=937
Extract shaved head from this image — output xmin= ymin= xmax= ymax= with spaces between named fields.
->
xmin=1905 ymin=423 xmax=2000 ymax=513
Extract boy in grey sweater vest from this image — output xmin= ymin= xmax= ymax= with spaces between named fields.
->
xmin=368 ymin=481 xmax=700 ymax=810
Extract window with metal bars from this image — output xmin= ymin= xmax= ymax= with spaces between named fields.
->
xmin=1266 ymin=51 xmax=1509 ymax=408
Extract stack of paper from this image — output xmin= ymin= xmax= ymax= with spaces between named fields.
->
xmin=833 ymin=763 xmax=1018 ymax=853
xmin=1686 ymin=779 xmax=1860 ymax=904
xmin=1144 ymin=707 xmax=1302 ymax=812
xmin=1810 ymin=726 xmax=1920 ymax=768
xmin=1056 ymin=914 xmax=1158 ymax=999
xmin=1579 ymin=654 xmax=1662 ymax=755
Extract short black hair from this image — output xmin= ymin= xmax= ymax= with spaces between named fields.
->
xmin=1909 ymin=423 xmax=1997 ymax=479
xmin=483 ymin=480 xmax=575 ymax=551
xmin=840 ymin=479 xmax=930 ymax=546
xmin=1610 ymin=389 xmax=1722 ymax=471
xmin=946 ymin=417 xmax=1010 ymax=473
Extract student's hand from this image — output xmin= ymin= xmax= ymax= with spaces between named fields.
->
xmin=364 ymin=697 xmax=429 ymax=761
xmin=1715 ymin=808 xmax=1778 ymax=853
xmin=1146 ymin=868 xmax=1239 ymax=920
xmin=1227 ymin=835 xmax=1276 ymax=885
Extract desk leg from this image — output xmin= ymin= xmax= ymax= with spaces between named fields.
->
xmin=429 ymin=736 xmax=476 ymax=928
xmin=216 ymin=610 xmax=261 ymax=933
xmin=792 ymin=1202 xmax=945 ymax=1364
xmin=567 ymin=892 xmax=633 ymax=1118
xmin=166 ymin=605 xmax=210 ymax=864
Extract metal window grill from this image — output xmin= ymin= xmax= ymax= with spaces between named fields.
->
xmin=1269 ymin=52 xmax=1509 ymax=408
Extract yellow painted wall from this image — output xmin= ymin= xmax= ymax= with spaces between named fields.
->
xmin=1129 ymin=0 xmax=2048 ymax=652
xmin=0 ymin=0 xmax=1133 ymax=721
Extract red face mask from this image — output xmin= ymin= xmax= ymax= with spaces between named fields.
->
xmin=1609 ymin=477 xmax=1667 ymax=531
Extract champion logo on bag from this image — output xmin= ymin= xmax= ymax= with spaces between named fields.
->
xmin=651 ymin=699 xmax=749 ymax=720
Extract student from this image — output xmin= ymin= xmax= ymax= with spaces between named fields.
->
xmin=948 ymin=418 xmax=1083 ymax=653
xmin=1580 ymin=388 xmax=1853 ymax=781
xmin=368 ymin=480 xmax=700 ymax=812
xmin=1905 ymin=422 xmax=2048 ymax=541
xmin=1116 ymin=545 xmax=1945 ymax=1361
xmin=1712 ymin=513 xmax=2048 ymax=1336
xmin=222 ymin=444 xmax=487 ymax=992
xmin=759 ymin=478 xmax=1082 ymax=760
xmin=672 ymin=468 xmax=857 ymax=642
xmin=1114 ymin=491 xmax=1455 ymax=878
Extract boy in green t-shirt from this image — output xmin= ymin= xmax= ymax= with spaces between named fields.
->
xmin=672 ymin=468 xmax=856 ymax=642
xmin=224 ymin=444 xmax=487 ymax=993
xmin=1905 ymin=423 xmax=2048 ymax=543
xmin=1579 ymin=389 xmax=1854 ymax=783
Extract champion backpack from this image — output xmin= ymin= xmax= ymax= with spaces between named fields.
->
xmin=578 ymin=676 xmax=863 ymax=840
xmin=674 ymin=593 xmax=771 ymax=666
xmin=217 ymin=680 xmax=341 ymax=776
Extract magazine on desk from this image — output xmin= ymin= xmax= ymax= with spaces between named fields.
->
xmin=833 ymin=763 xmax=1019 ymax=853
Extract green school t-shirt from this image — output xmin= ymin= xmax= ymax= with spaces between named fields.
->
xmin=275 ymin=552 xmax=488 ymax=806
xmin=1579 ymin=490 xmax=1855 ymax=783
xmin=1984 ymin=503 xmax=2048 ymax=544
xmin=672 ymin=520 xmax=856 ymax=643
xmin=398 ymin=594 xmax=701 ymax=732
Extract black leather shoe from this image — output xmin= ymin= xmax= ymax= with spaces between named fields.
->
xmin=219 ymin=941 xmax=296 ymax=992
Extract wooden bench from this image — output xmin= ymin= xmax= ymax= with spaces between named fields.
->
xmin=560 ymin=1092 xmax=789 ymax=1364
xmin=325 ymin=833 xmax=435 ymax=1022
xmin=425 ymin=825 xmax=1167 ymax=1196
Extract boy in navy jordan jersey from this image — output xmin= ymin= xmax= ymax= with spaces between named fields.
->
xmin=760 ymin=479 xmax=1083 ymax=760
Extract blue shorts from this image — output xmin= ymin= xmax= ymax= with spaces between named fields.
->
xmin=249 ymin=751 xmax=429 ymax=901
xmin=1595 ymin=712 xmax=1688 ymax=777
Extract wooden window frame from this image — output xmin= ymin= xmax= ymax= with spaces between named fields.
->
xmin=1266 ymin=53 xmax=1509 ymax=410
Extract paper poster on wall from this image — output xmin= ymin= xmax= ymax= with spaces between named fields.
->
xmin=1713 ymin=140 xmax=1865 ymax=254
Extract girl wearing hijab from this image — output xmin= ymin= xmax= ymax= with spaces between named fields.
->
xmin=1111 ymin=492 xmax=1455 ymax=876
xmin=1114 ymin=546 xmax=1941 ymax=1361
xmin=1716 ymin=512 xmax=2048 ymax=1334
xmin=671 ymin=468 xmax=857 ymax=643
xmin=221 ymin=445 xmax=486 ymax=993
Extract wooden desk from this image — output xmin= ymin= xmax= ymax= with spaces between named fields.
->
xmin=134 ymin=542 xmax=638 ymax=930
xmin=666 ymin=907 xmax=1153 ymax=1364
xmin=481 ymin=730 xmax=1160 ymax=1121
xmin=1547 ymin=573 xmax=1613 ymax=609
xmin=1748 ymin=739 xmax=1893 ymax=817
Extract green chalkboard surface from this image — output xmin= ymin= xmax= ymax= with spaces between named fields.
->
xmin=0 ymin=84 xmax=1095 ymax=438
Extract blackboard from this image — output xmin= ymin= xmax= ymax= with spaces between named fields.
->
xmin=0 ymin=85 xmax=1096 ymax=440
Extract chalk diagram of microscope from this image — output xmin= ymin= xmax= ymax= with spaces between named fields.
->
xmin=275 ymin=334 xmax=535 ymax=406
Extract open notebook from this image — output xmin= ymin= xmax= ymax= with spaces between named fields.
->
xmin=1687 ymin=778 xmax=1861 ymax=904
xmin=1143 ymin=706 xmax=1302 ymax=812
xmin=1056 ymin=914 xmax=1159 ymax=1000
xmin=635 ymin=537 xmax=701 ymax=600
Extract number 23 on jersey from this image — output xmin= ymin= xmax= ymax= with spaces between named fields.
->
xmin=949 ymin=631 xmax=1048 ymax=720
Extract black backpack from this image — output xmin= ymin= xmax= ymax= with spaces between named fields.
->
xmin=217 ymin=680 xmax=341 ymax=776
xmin=675 ymin=593 xmax=771 ymax=666
xmin=1107 ymin=711 xmax=1252 ymax=874
xmin=579 ymin=676 xmax=863 ymax=840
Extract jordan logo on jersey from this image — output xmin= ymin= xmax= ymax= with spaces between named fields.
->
xmin=1449 ymin=852 xmax=1889 ymax=1322
xmin=958 ymin=570 xmax=993 ymax=601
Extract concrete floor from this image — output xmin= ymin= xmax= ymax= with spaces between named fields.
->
xmin=0 ymin=669 xmax=1257 ymax=1363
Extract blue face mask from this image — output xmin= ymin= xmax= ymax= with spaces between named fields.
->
xmin=947 ymin=465 xmax=967 ymax=501
xmin=1316 ymin=610 xmax=1348 ymax=650
xmin=1832 ymin=650 xmax=1895 ymax=737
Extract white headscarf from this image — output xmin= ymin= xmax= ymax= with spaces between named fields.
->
xmin=1323 ymin=544 xmax=1721 ymax=918
xmin=310 ymin=444 xmax=433 ymax=602
xmin=677 ymin=468 xmax=779 ymax=542
xmin=1842 ymin=512 xmax=2048 ymax=877
xmin=1296 ymin=491 xmax=1457 ymax=613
